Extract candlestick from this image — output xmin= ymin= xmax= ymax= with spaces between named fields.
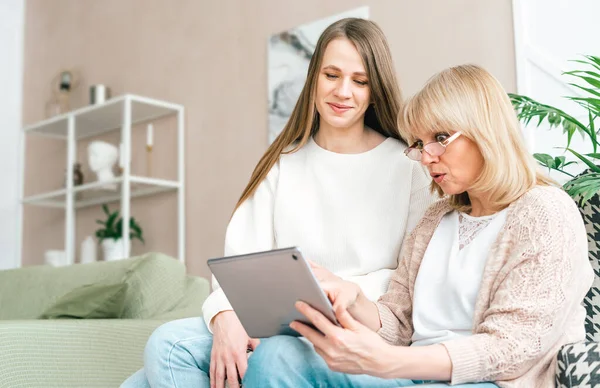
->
xmin=147 ymin=124 xmax=154 ymax=147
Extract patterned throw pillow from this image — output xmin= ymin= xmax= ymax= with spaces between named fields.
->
xmin=556 ymin=342 xmax=600 ymax=387
xmin=577 ymin=192 xmax=600 ymax=342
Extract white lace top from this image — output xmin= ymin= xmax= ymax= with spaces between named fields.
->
xmin=458 ymin=212 xmax=499 ymax=250
xmin=410 ymin=208 xmax=508 ymax=347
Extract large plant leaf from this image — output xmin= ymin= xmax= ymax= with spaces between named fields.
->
xmin=568 ymin=75 xmax=600 ymax=92
xmin=567 ymin=173 xmax=600 ymax=185
xmin=562 ymin=120 xmax=578 ymax=148
xmin=566 ymin=148 xmax=600 ymax=173
xmin=567 ymin=83 xmax=600 ymax=99
xmin=511 ymin=54 xmax=600 ymax=202
xmin=564 ymin=69 xmax=600 ymax=80
xmin=584 ymin=55 xmax=600 ymax=72
xmin=554 ymin=156 xmax=577 ymax=169
xmin=565 ymin=173 xmax=600 ymax=203
xmin=589 ymin=109 xmax=598 ymax=154
xmin=508 ymin=94 xmax=590 ymax=140
xmin=534 ymin=153 xmax=555 ymax=168
xmin=532 ymin=153 xmax=575 ymax=177
xmin=568 ymin=97 xmax=600 ymax=117
xmin=572 ymin=59 xmax=600 ymax=72
xmin=570 ymin=56 xmax=600 ymax=73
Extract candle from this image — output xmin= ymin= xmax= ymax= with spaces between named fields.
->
xmin=147 ymin=124 xmax=154 ymax=147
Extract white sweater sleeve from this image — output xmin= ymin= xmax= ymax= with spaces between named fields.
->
xmin=344 ymin=269 xmax=395 ymax=301
xmin=345 ymin=163 xmax=434 ymax=301
xmin=405 ymin=162 xmax=435 ymax=234
xmin=201 ymin=163 xmax=279 ymax=331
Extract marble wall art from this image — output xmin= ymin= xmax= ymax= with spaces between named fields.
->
xmin=267 ymin=6 xmax=369 ymax=144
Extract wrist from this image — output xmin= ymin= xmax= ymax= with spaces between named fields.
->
xmin=356 ymin=287 xmax=370 ymax=306
xmin=211 ymin=309 xmax=234 ymax=327
xmin=344 ymin=284 xmax=367 ymax=318
xmin=375 ymin=343 xmax=405 ymax=379
xmin=375 ymin=344 xmax=452 ymax=381
xmin=352 ymin=288 xmax=373 ymax=316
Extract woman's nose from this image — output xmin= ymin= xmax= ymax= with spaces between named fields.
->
xmin=334 ymin=79 xmax=352 ymax=98
xmin=420 ymin=150 xmax=438 ymax=165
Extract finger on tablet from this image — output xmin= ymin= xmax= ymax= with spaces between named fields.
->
xmin=290 ymin=320 xmax=326 ymax=348
xmin=295 ymin=301 xmax=338 ymax=337
xmin=308 ymin=260 xmax=322 ymax=269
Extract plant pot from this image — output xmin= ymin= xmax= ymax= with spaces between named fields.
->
xmin=101 ymin=238 xmax=131 ymax=261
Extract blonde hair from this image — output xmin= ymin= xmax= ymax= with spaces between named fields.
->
xmin=399 ymin=64 xmax=555 ymax=212
xmin=235 ymin=18 xmax=404 ymax=210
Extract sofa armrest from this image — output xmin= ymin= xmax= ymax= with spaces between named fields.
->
xmin=0 ymin=319 xmax=166 ymax=388
xmin=556 ymin=341 xmax=600 ymax=387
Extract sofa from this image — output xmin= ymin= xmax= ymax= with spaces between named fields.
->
xmin=0 ymin=252 xmax=209 ymax=388
xmin=556 ymin=194 xmax=600 ymax=387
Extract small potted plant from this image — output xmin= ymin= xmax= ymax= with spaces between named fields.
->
xmin=95 ymin=204 xmax=144 ymax=261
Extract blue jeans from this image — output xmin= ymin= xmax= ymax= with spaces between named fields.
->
xmin=121 ymin=317 xmax=498 ymax=388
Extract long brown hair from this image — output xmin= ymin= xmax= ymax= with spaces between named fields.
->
xmin=235 ymin=18 xmax=404 ymax=210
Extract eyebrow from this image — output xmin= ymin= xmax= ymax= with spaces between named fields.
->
xmin=322 ymin=65 xmax=367 ymax=77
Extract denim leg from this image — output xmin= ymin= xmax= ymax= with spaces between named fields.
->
xmin=417 ymin=383 xmax=498 ymax=387
xmin=120 ymin=368 xmax=151 ymax=388
xmin=143 ymin=317 xmax=213 ymax=388
xmin=120 ymin=320 xmax=499 ymax=388
xmin=242 ymin=335 xmax=415 ymax=388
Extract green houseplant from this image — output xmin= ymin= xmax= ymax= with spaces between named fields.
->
xmin=509 ymin=55 xmax=600 ymax=202
xmin=96 ymin=204 xmax=144 ymax=261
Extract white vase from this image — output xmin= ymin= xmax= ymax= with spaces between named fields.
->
xmin=80 ymin=236 xmax=97 ymax=264
xmin=101 ymin=239 xmax=131 ymax=261
xmin=44 ymin=249 xmax=68 ymax=266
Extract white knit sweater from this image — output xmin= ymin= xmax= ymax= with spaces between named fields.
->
xmin=202 ymin=136 xmax=436 ymax=330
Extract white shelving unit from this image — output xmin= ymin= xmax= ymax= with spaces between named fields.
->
xmin=21 ymin=94 xmax=185 ymax=265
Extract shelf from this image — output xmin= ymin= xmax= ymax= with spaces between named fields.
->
xmin=23 ymin=94 xmax=182 ymax=140
xmin=22 ymin=175 xmax=180 ymax=209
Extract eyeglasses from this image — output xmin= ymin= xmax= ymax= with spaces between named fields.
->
xmin=404 ymin=132 xmax=462 ymax=161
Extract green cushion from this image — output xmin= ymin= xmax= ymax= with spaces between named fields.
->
xmin=151 ymin=276 xmax=210 ymax=320
xmin=39 ymin=283 xmax=128 ymax=319
xmin=0 ymin=252 xmax=187 ymax=320
xmin=119 ymin=253 xmax=187 ymax=319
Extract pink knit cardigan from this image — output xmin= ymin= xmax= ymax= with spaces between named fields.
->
xmin=376 ymin=186 xmax=594 ymax=387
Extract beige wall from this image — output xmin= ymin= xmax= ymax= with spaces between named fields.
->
xmin=22 ymin=0 xmax=516 ymax=279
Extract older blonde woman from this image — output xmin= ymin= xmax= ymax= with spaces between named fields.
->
xmin=244 ymin=65 xmax=595 ymax=387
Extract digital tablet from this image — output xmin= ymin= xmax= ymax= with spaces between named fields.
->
xmin=207 ymin=247 xmax=339 ymax=338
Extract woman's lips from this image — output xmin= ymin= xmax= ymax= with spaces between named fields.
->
xmin=327 ymin=102 xmax=352 ymax=114
xmin=431 ymin=173 xmax=446 ymax=183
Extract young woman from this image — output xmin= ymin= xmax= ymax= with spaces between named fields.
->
xmin=121 ymin=17 xmax=435 ymax=388
xmin=254 ymin=65 xmax=594 ymax=387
